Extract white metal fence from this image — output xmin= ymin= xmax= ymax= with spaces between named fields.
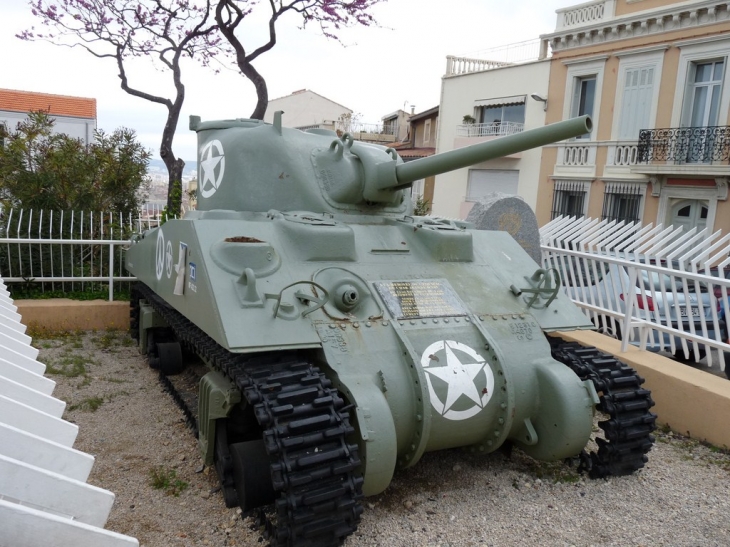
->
xmin=0 ymin=207 xmax=166 ymax=301
xmin=0 ymin=276 xmax=139 ymax=546
xmin=541 ymin=216 xmax=730 ymax=371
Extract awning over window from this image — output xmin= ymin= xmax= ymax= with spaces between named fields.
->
xmin=474 ymin=95 xmax=526 ymax=108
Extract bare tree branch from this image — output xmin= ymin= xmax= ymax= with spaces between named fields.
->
xmin=22 ymin=0 xmax=230 ymax=214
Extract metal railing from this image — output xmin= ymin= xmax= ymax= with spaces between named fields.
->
xmin=0 ymin=207 xmax=166 ymax=301
xmin=637 ymin=126 xmax=730 ymax=164
xmin=335 ymin=121 xmax=398 ymax=136
xmin=445 ymin=56 xmax=513 ymax=77
xmin=456 ymin=121 xmax=524 ymax=138
xmin=541 ymin=216 xmax=730 ymax=371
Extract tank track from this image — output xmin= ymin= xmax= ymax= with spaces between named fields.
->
xmin=549 ymin=338 xmax=657 ymax=478
xmin=131 ymin=284 xmax=364 ymax=546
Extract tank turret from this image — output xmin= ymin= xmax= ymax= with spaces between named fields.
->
xmin=127 ymin=112 xmax=654 ymax=547
xmin=190 ymin=112 xmax=591 ymax=212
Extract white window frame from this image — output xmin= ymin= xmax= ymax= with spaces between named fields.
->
xmin=563 ymin=58 xmax=606 ymax=142
xmin=612 ymin=50 xmax=664 ymax=141
xmin=671 ymin=39 xmax=730 ymax=129
xmin=424 ymin=119 xmax=431 ymax=145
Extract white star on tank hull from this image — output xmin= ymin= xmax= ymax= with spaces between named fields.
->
xmin=421 ymin=340 xmax=495 ymax=421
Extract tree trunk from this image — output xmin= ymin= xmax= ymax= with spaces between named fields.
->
xmin=160 ymin=115 xmax=185 ymax=216
xmin=242 ymin=63 xmax=268 ymax=120
xmin=160 ymin=80 xmax=186 ymax=216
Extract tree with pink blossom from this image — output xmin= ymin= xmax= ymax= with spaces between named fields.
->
xmin=21 ymin=0 xmax=384 ymax=214
xmin=214 ymin=0 xmax=383 ymax=120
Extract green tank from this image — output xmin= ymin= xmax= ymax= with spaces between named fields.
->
xmin=125 ymin=113 xmax=656 ymax=546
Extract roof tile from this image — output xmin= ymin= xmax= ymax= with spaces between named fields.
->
xmin=0 ymin=88 xmax=96 ymax=119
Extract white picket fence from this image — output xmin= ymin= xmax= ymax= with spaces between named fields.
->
xmin=0 ymin=276 xmax=139 ymax=546
xmin=0 ymin=207 xmax=166 ymax=300
xmin=541 ymin=216 xmax=730 ymax=370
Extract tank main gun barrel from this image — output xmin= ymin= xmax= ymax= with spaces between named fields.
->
xmin=394 ymin=115 xmax=592 ymax=186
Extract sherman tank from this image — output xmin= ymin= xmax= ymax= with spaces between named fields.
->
xmin=125 ymin=112 xmax=656 ymax=546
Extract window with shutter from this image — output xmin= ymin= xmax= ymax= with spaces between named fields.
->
xmin=618 ymin=67 xmax=654 ymax=140
xmin=466 ymin=169 xmax=519 ymax=201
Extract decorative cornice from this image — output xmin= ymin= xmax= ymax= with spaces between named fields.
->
xmin=548 ymin=175 xmax=597 ymax=182
xmin=600 ymin=177 xmax=649 ymax=184
xmin=672 ymin=33 xmax=730 ymax=48
xmin=542 ymin=1 xmax=730 ymax=54
xmin=562 ymin=54 xmax=611 ymax=66
xmin=615 ymin=44 xmax=670 ymax=57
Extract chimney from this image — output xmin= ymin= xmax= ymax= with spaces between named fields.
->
xmin=410 ymin=105 xmax=415 ymax=115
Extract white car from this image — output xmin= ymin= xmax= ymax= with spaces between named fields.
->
xmin=555 ymin=256 xmax=727 ymax=364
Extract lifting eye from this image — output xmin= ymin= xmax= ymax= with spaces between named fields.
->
xmin=338 ymin=284 xmax=360 ymax=310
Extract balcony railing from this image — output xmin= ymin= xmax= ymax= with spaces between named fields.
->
xmin=456 ymin=121 xmax=524 ymax=138
xmin=335 ymin=121 xmax=397 ymax=136
xmin=637 ymin=126 xmax=730 ymax=164
xmin=556 ymin=0 xmax=613 ymax=30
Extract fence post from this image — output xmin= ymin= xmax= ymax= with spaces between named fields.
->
xmin=621 ymin=266 xmax=639 ymax=353
xmin=108 ymin=243 xmax=114 ymax=302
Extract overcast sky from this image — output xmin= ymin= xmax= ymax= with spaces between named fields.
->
xmin=2 ymin=0 xmax=577 ymax=162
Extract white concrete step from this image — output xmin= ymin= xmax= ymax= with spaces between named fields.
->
xmin=0 ymin=319 xmax=32 ymax=344
xmin=0 ymin=297 xmax=18 ymax=314
xmin=0 ymin=356 xmax=55 ymax=394
xmin=0 ymin=328 xmax=38 ymax=358
xmin=0 ymin=303 xmax=22 ymax=326
xmin=0 ymin=395 xmax=78 ymax=446
xmin=0 ymin=422 xmax=94 ymax=482
xmin=0 ymin=374 xmax=65 ymax=417
xmin=0 ymin=500 xmax=139 ymax=547
xmin=0 ymin=343 xmax=45 ymax=375
xmin=0 ymin=454 xmax=115 ymax=527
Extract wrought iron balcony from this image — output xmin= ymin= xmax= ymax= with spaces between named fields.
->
xmin=637 ymin=126 xmax=730 ymax=164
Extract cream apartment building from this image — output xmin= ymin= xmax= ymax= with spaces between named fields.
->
xmin=432 ymin=54 xmax=551 ymax=219
xmin=536 ymin=0 xmax=730 ymax=234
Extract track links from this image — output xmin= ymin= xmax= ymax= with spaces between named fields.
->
xmin=549 ymin=338 xmax=657 ymax=478
xmin=132 ymin=284 xmax=364 ymax=546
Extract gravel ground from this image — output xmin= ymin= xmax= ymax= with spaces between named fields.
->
xmin=37 ymin=330 xmax=730 ymax=547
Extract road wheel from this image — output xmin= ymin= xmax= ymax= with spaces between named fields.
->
xmin=672 ymin=347 xmax=707 ymax=363
xmin=230 ymin=440 xmax=276 ymax=512
xmin=594 ymin=315 xmax=622 ymax=340
xmin=146 ymin=329 xmax=184 ymax=375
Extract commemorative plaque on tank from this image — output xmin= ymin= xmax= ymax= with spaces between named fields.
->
xmin=373 ymin=279 xmax=468 ymax=319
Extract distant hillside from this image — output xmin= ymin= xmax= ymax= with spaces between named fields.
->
xmin=147 ymin=158 xmax=198 ymax=177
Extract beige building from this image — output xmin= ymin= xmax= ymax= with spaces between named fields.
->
xmin=536 ymin=0 xmax=730 ymax=234
xmin=381 ymin=109 xmax=412 ymax=142
xmin=391 ymin=106 xmax=439 ymax=211
xmin=263 ymin=89 xmax=352 ymax=130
